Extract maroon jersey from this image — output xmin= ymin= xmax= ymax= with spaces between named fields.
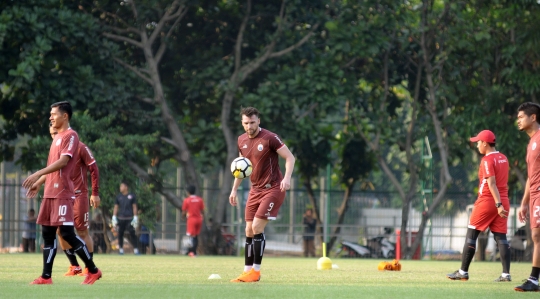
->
xmin=182 ymin=195 xmax=205 ymax=219
xmin=72 ymin=141 xmax=98 ymax=196
xmin=527 ymin=131 xmax=540 ymax=194
xmin=237 ymin=128 xmax=285 ymax=189
xmin=476 ymin=151 xmax=509 ymax=202
xmin=44 ymin=128 xmax=79 ymax=199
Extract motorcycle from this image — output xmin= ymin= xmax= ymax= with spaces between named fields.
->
xmin=339 ymin=235 xmax=395 ymax=259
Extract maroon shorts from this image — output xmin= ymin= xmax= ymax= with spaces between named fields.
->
xmin=187 ymin=218 xmax=203 ymax=236
xmin=530 ymin=192 xmax=540 ymax=229
xmin=245 ymin=184 xmax=286 ymax=222
xmin=37 ymin=197 xmax=75 ymax=227
xmin=73 ymin=193 xmax=90 ymax=231
xmin=468 ymin=198 xmax=509 ymax=234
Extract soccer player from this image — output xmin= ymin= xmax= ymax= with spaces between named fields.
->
xmin=23 ymin=101 xmax=102 ymax=285
xmin=47 ymin=125 xmax=101 ymax=277
xmin=112 ymin=181 xmax=139 ymax=254
xmin=182 ymin=185 xmax=205 ymax=257
xmin=229 ymin=107 xmax=296 ymax=282
xmin=447 ymin=130 xmax=511 ymax=282
xmin=515 ymin=102 xmax=540 ymax=292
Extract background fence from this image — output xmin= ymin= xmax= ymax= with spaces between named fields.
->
xmin=0 ymin=164 xmax=527 ymax=259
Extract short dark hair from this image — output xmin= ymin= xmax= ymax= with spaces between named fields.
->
xmin=488 ymin=142 xmax=496 ymax=147
xmin=187 ymin=185 xmax=196 ymax=195
xmin=240 ymin=107 xmax=260 ymax=118
xmin=51 ymin=101 xmax=73 ymax=120
xmin=29 ymin=208 xmax=35 ymax=213
xmin=518 ymin=102 xmax=540 ymax=124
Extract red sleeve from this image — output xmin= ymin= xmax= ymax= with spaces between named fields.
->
xmin=88 ymin=163 xmax=100 ymax=196
xmin=483 ymin=158 xmax=495 ymax=178
xmin=269 ymin=133 xmax=285 ymax=151
xmin=61 ymin=131 xmax=79 ymax=157
xmin=80 ymin=143 xmax=96 ymax=166
xmin=182 ymin=198 xmax=188 ymax=211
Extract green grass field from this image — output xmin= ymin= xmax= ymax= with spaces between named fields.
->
xmin=0 ymin=254 xmax=535 ymax=298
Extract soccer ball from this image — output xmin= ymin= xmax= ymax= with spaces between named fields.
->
xmin=230 ymin=157 xmax=252 ymax=179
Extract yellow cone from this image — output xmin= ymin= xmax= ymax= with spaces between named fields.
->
xmin=317 ymin=242 xmax=332 ymax=270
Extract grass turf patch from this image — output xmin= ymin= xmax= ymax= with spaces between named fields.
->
xmin=0 ymin=254 xmax=533 ymax=298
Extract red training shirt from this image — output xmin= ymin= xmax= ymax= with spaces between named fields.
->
xmin=71 ymin=141 xmax=99 ymax=196
xmin=477 ymin=151 xmax=509 ymax=202
xmin=182 ymin=195 xmax=205 ymax=219
xmin=237 ymin=127 xmax=285 ymax=189
xmin=44 ymin=128 xmax=79 ymax=199
xmin=527 ymin=130 xmax=540 ymax=195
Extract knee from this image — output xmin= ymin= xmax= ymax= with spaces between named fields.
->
xmin=532 ymin=229 xmax=540 ymax=243
xmin=77 ymin=229 xmax=89 ymax=239
xmin=245 ymin=226 xmax=254 ymax=237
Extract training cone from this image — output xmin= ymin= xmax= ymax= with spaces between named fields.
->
xmin=317 ymin=242 xmax=332 ymax=270
xmin=208 ymin=274 xmax=222 ymax=279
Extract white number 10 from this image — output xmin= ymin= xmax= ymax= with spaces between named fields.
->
xmin=58 ymin=205 xmax=67 ymax=216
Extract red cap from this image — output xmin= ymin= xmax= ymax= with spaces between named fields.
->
xmin=469 ymin=130 xmax=496 ymax=143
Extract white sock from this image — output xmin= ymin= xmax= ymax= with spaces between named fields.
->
xmin=119 ymin=248 xmax=124 ymax=254
xmin=459 ymin=269 xmax=467 ymax=275
xmin=529 ymin=278 xmax=539 ymax=285
xmin=502 ymin=273 xmax=510 ymax=278
xmin=253 ymin=264 xmax=261 ymax=271
xmin=244 ymin=265 xmax=252 ymax=272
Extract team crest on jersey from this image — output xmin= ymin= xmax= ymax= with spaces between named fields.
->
xmin=128 ymin=195 xmax=133 ymax=199
xmin=56 ymin=139 xmax=61 ymax=146
xmin=533 ymin=142 xmax=537 ymax=150
xmin=258 ymin=144 xmax=263 ymax=151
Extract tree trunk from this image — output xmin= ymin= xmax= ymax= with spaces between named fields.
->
xmin=327 ymin=180 xmax=356 ymax=251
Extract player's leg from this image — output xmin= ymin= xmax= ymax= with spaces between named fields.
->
xmin=58 ymin=225 xmax=102 ymax=284
xmin=126 ymin=220 xmax=139 ymax=254
xmin=190 ymin=219 xmax=202 ymax=256
xmin=447 ymin=228 xmax=481 ymax=281
xmin=303 ymin=238 xmax=308 ymax=257
xmin=57 ymin=228 xmax=81 ymax=276
xmin=117 ymin=219 xmax=127 ymax=254
xmin=492 ymin=232 xmax=511 ymax=281
xmin=309 ymin=239 xmax=315 ymax=257
xmin=22 ymin=238 xmax=29 ymax=253
xmin=30 ymin=199 xmax=55 ymax=284
xmin=516 ymin=227 xmax=540 ymax=291
xmin=41 ymin=225 xmax=58 ymax=280
xmin=252 ymin=217 xmax=269 ymax=271
xmin=29 ymin=238 xmax=36 ymax=253
xmin=76 ymin=229 xmax=93 ymax=276
xmin=230 ymin=221 xmax=255 ymax=282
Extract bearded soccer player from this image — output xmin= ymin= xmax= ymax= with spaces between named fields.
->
xmin=446 ymin=130 xmax=511 ymax=282
xmin=515 ymin=102 xmax=540 ymax=292
xmin=46 ymin=125 xmax=101 ymax=277
xmin=229 ymin=107 xmax=296 ymax=283
xmin=23 ymin=101 xmax=102 ymax=285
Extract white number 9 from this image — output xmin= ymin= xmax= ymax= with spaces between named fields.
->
xmin=267 ymin=202 xmax=274 ymax=212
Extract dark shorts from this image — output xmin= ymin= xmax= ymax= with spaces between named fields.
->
xmin=468 ymin=198 xmax=509 ymax=234
xmin=245 ymin=184 xmax=286 ymax=222
xmin=530 ymin=192 xmax=540 ymax=229
xmin=187 ymin=218 xmax=203 ymax=236
xmin=73 ymin=193 xmax=89 ymax=231
xmin=37 ymin=197 xmax=75 ymax=227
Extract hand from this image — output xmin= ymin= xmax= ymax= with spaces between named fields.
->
xmin=131 ymin=216 xmax=138 ymax=228
xmin=497 ymin=206 xmax=508 ymax=218
xmin=229 ymin=191 xmax=237 ymax=206
xmin=90 ymin=195 xmax=101 ymax=208
xmin=518 ymin=204 xmax=529 ymax=223
xmin=25 ymin=183 xmax=40 ymax=199
xmin=112 ymin=215 xmax=118 ymax=227
xmin=280 ymin=177 xmax=291 ymax=192
xmin=22 ymin=172 xmax=40 ymax=190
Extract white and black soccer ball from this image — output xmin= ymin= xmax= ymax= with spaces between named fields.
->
xmin=230 ymin=157 xmax=253 ymax=179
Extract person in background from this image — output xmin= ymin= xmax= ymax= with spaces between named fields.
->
xmin=22 ymin=208 xmax=37 ymax=253
xmin=302 ymin=208 xmax=317 ymax=257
